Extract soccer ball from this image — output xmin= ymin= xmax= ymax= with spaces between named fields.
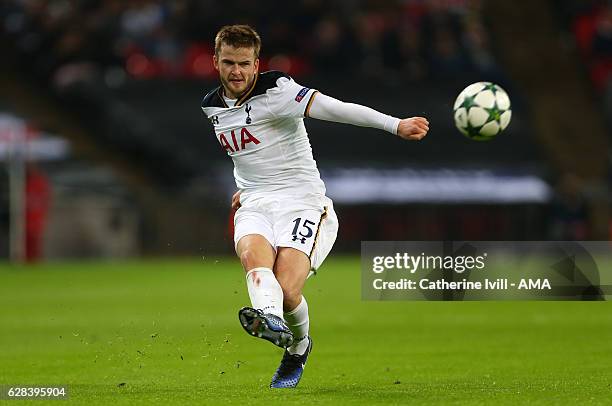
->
xmin=453 ymin=82 xmax=512 ymax=141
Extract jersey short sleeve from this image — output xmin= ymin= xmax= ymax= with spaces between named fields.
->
xmin=266 ymin=77 xmax=318 ymax=119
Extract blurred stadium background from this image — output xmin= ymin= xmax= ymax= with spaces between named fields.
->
xmin=0 ymin=0 xmax=610 ymax=261
xmin=2 ymin=2 xmax=612 ymax=404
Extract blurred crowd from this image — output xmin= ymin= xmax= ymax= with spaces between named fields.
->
xmin=1 ymin=0 xmax=502 ymax=86
xmin=559 ymin=0 xmax=612 ymax=92
xmin=556 ymin=0 xmax=612 ymax=131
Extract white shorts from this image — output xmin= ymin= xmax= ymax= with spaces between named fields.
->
xmin=234 ymin=193 xmax=339 ymax=272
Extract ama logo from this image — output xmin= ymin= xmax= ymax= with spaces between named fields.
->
xmin=218 ymin=127 xmax=260 ymax=154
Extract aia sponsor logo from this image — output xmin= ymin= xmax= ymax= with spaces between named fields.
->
xmin=217 ymin=127 xmax=261 ymax=154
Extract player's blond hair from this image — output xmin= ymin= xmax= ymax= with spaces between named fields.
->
xmin=215 ymin=25 xmax=261 ymax=58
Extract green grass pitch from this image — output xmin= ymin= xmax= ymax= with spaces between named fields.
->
xmin=1 ymin=257 xmax=611 ymax=405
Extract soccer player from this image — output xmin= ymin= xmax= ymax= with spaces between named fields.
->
xmin=201 ymin=25 xmax=429 ymax=388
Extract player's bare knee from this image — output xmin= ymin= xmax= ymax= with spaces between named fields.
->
xmin=239 ymin=249 xmax=259 ymax=272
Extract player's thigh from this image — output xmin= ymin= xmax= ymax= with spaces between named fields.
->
xmin=234 ymin=208 xmax=276 ymax=271
xmin=273 ymin=247 xmax=311 ymax=300
xmin=236 ymin=234 xmax=276 ymax=271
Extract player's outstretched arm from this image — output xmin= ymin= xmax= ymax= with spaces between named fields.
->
xmin=307 ymin=92 xmax=429 ymax=140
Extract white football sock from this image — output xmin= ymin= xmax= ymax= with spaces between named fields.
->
xmin=245 ymin=267 xmax=284 ymax=319
xmin=285 ymin=296 xmax=310 ymax=355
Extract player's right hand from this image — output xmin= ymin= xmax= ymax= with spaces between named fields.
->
xmin=231 ymin=190 xmax=242 ymax=210
xmin=397 ymin=117 xmax=429 ymax=141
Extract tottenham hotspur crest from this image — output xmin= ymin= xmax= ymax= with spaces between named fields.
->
xmin=245 ymin=104 xmax=252 ymax=124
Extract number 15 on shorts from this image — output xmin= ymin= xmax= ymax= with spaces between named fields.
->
xmin=291 ymin=217 xmax=316 ymax=244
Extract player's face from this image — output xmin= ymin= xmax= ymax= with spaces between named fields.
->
xmin=214 ymin=45 xmax=259 ymax=99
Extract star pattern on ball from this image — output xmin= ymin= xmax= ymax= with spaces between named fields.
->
xmin=463 ymin=121 xmax=482 ymax=138
xmin=460 ymin=95 xmax=478 ymax=110
xmin=485 ymin=103 xmax=502 ymax=123
xmin=484 ymin=83 xmax=498 ymax=94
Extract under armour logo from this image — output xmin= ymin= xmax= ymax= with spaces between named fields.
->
xmin=292 ymin=235 xmax=307 ymax=244
xmin=211 ymin=116 xmax=219 ymax=125
xmin=245 ymin=104 xmax=252 ymax=124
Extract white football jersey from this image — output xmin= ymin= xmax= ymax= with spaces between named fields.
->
xmin=201 ymin=71 xmax=325 ymax=197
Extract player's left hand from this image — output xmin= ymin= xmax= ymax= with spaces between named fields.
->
xmin=231 ymin=190 xmax=242 ymax=210
xmin=397 ymin=117 xmax=429 ymax=141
